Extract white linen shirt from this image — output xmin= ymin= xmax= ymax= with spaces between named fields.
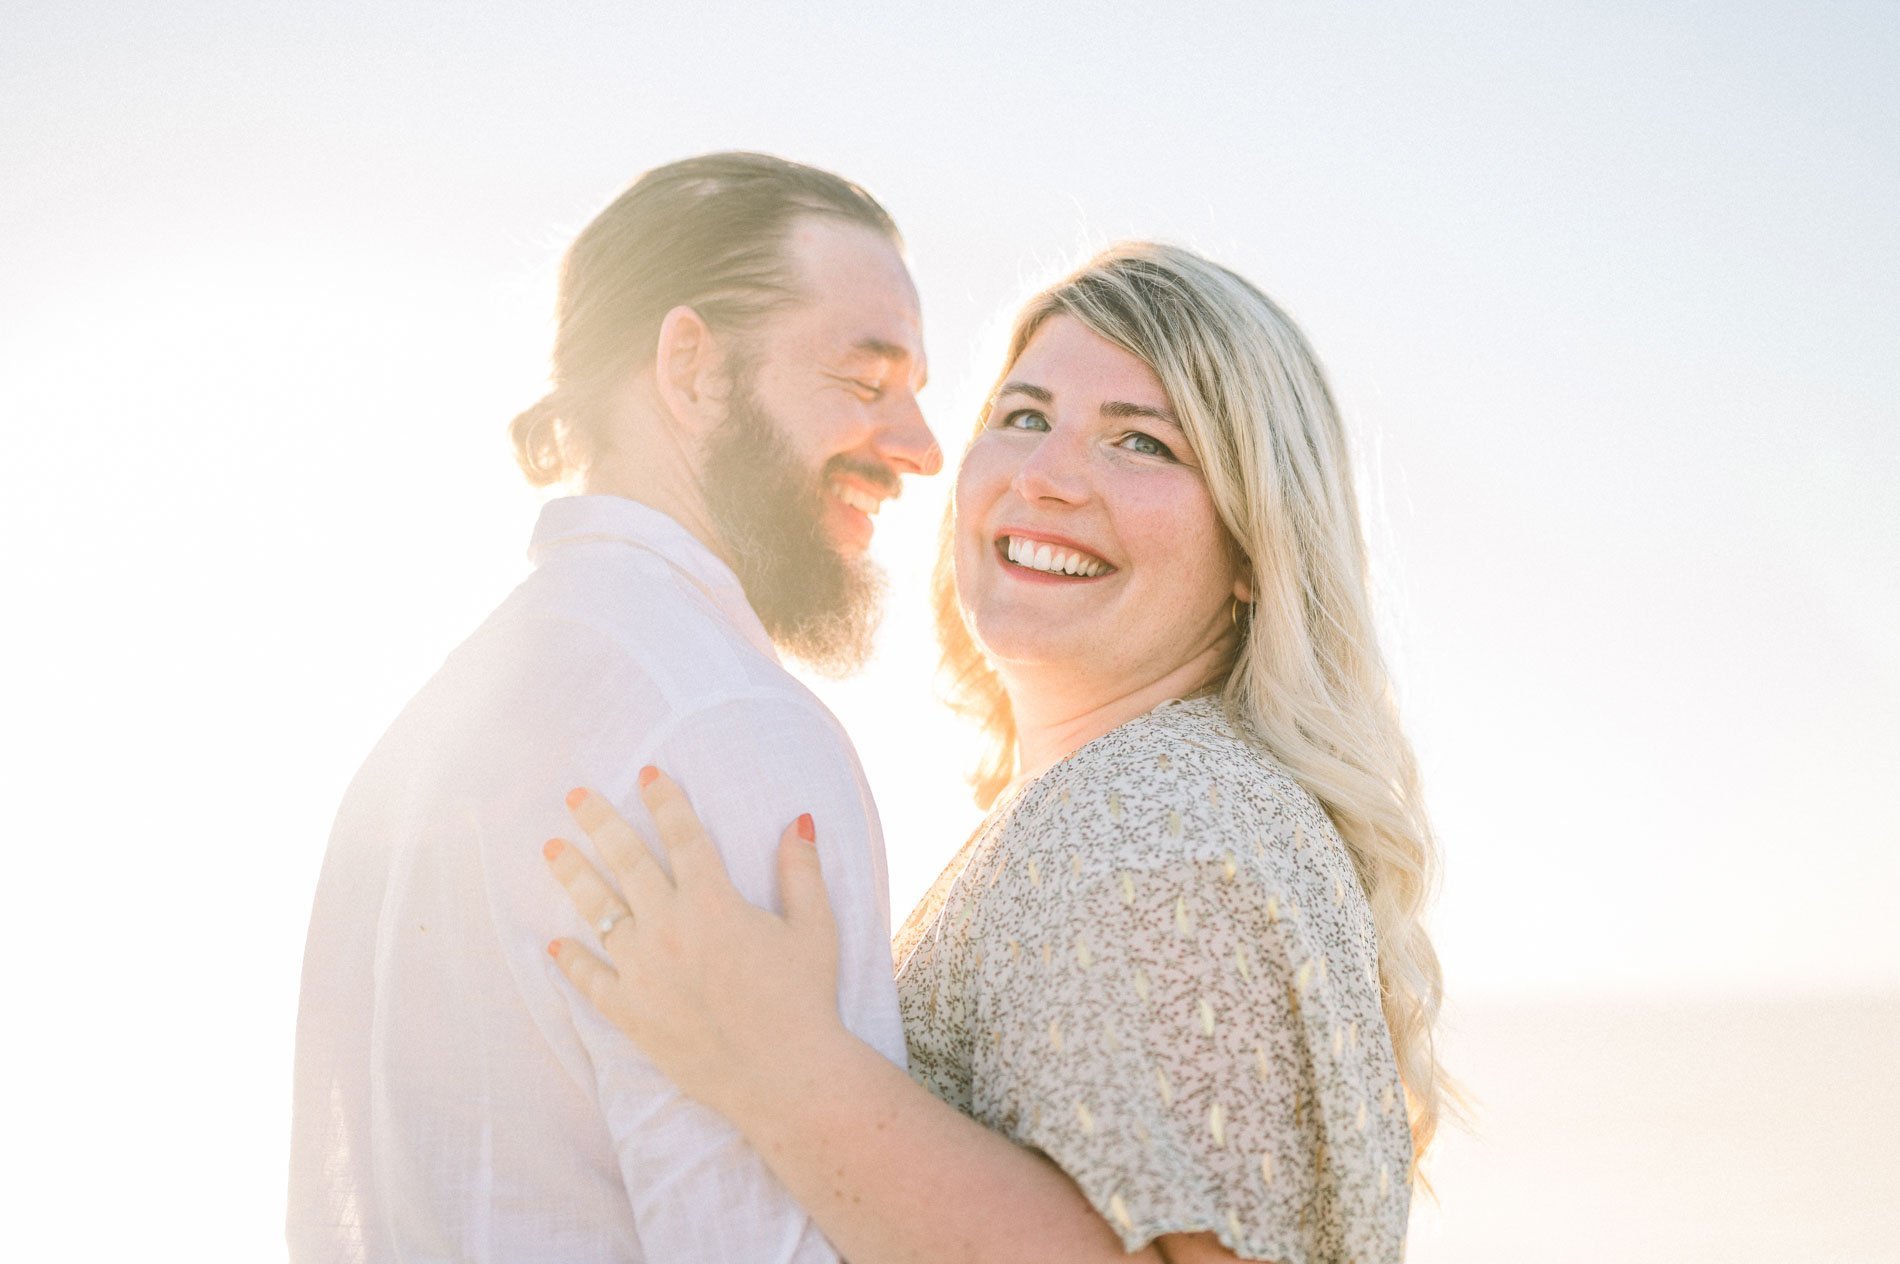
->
xmin=290 ymin=494 xmax=906 ymax=1263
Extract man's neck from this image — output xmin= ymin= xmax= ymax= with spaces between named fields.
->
xmin=579 ymin=419 xmax=733 ymax=571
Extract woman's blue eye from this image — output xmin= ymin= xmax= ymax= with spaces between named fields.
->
xmin=999 ymin=408 xmax=1050 ymax=432
xmin=1118 ymin=431 xmax=1174 ymax=459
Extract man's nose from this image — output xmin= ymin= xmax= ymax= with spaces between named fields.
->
xmin=877 ymin=390 xmax=943 ymax=478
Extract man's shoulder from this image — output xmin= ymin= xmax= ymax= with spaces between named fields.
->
xmin=347 ymin=553 xmax=814 ymax=797
xmin=437 ymin=551 xmax=795 ymax=709
xmin=497 ymin=551 xmax=771 ymax=672
xmin=655 ymin=681 xmax=860 ymax=777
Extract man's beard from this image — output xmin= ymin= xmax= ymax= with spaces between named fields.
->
xmin=699 ymin=385 xmax=892 ymax=677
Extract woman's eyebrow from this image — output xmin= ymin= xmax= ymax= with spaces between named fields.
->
xmin=1101 ymin=399 xmax=1181 ymax=428
xmin=995 ymin=381 xmax=1182 ymax=431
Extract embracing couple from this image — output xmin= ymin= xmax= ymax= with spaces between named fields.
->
xmin=290 ymin=152 xmax=1445 ymax=1264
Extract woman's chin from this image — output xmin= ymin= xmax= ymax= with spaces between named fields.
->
xmin=965 ymin=619 xmax=1094 ymax=676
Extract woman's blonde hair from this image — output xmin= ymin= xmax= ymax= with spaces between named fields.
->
xmin=932 ymin=241 xmax=1449 ymax=1167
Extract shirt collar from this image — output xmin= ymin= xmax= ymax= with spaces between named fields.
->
xmin=527 ymin=494 xmax=777 ymax=660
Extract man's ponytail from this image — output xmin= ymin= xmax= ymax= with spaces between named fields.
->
xmin=508 ymin=393 xmax=567 ymax=487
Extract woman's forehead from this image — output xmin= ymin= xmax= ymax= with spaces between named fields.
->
xmin=1007 ymin=315 xmax=1170 ymax=407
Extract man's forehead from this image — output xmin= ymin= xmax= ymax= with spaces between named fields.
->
xmin=797 ymin=306 xmax=924 ymax=368
xmin=779 ymin=221 xmax=925 ymax=370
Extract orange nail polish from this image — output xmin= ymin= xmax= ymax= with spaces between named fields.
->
xmin=542 ymin=838 xmax=563 ymax=861
xmin=547 ymin=940 xmax=561 ymax=958
xmin=565 ymin=787 xmax=587 ymax=809
xmin=638 ymin=766 xmax=659 ymax=788
xmin=796 ymin=812 xmax=814 ymax=843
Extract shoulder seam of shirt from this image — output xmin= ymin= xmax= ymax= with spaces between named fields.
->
xmin=641 ymin=683 xmax=849 ymax=758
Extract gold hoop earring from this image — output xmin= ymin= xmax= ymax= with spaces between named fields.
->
xmin=1230 ymin=597 xmax=1251 ymax=632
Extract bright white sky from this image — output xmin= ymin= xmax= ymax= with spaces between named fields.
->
xmin=2 ymin=2 xmax=1894 ymax=1255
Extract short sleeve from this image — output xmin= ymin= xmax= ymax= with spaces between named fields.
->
xmin=962 ymin=766 xmax=1411 ymax=1263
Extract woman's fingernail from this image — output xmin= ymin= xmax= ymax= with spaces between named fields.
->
xmin=796 ymin=812 xmax=815 ymax=843
xmin=638 ymin=766 xmax=659 ymax=788
xmin=542 ymin=838 xmax=564 ymax=861
xmin=565 ymin=787 xmax=587 ymax=809
xmin=547 ymin=940 xmax=562 ymax=958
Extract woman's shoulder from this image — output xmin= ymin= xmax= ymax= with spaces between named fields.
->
xmin=1003 ymin=695 xmax=1336 ymax=875
xmin=1013 ymin=696 xmax=1306 ymax=827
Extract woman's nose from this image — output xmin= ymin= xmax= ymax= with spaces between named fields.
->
xmin=1011 ymin=429 xmax=1090 ymax=505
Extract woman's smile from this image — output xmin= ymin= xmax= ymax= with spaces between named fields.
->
xmin=993 ymin=530 xmax=1116 ymax=581
xmin=953 ymin=314 xmax=1247 ymax=683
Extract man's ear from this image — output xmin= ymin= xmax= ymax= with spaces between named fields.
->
xmin=653 ymin=305 xmax=728 ymax=436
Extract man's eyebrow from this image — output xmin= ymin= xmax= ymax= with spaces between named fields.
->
xmin=845 ymin=338 xmax=927 ymax=391
xmin=850 ymin=338 xmax=909 ymax=361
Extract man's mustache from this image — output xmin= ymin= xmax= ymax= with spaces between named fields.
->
xmin=823 ymin=456 xmax=903 ymax=501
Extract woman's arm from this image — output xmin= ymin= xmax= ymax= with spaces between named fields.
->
xmin=733 ymin=1020 xmax=1153 ymax=1264
xmin=545 ymin=773 xmax=1258 ymax=1264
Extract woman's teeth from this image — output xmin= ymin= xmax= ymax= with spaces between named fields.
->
xmin=831 ymin=483 xmax=881 ymax=515
xmin=1003 ymin=536 xmax=1110 ymax=577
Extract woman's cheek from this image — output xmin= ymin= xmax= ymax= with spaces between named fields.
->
xmin=951 ymin=455 xmax=998 ymax=596
xmin=1111 ymin=469 xmax=1232 ymax=600
xmin=953 ymin=442 xmax=1013 ymax=537
xmin=1098 ymin=467 xmax=1184 ymax=542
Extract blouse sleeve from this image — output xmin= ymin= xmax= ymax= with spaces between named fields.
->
xmin=962 ymin=766 xmax=1411 ymax=1262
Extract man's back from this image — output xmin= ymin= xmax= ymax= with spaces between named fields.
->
xmin=290 ymin=496 xmax=905 ymax=1263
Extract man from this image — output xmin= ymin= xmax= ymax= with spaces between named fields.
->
xmin=290 ymin=153 xmax=938 ymax=1262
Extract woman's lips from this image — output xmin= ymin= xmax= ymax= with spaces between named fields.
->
xmin=994 ymin=533 xmax=1114 ymax=580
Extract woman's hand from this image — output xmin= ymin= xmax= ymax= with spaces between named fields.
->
xmin=545 ymin=772 xmax=1210 ymax=1264
xmin=542 ymin=768 xmax=846 ymax=1123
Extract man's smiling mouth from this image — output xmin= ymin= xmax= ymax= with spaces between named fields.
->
xmin=830 ymin=481 xmax=883 ymax=515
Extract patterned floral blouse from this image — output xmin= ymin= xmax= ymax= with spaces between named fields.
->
xmin=893 ymin=695 xmax=1412 ymax=1263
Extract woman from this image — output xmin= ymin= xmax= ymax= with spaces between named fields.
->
xmin=544 ymin=242 xmax=1446 ymax=1263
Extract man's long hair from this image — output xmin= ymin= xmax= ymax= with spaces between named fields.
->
xmin=508 ymin=152 xmax=901 ymax=485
